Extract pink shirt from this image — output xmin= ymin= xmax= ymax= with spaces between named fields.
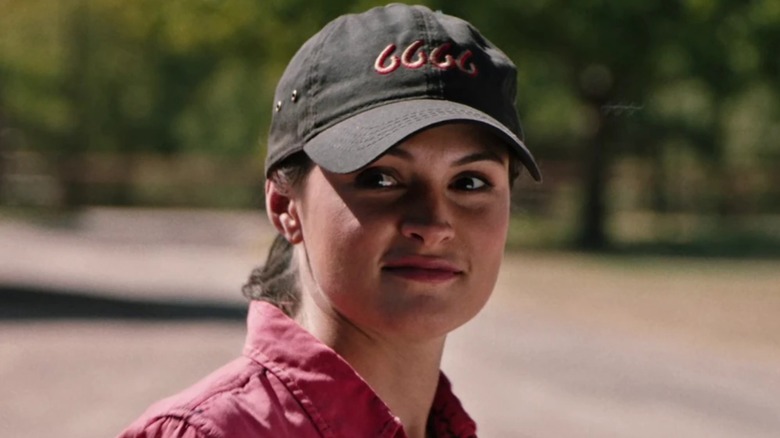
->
xmin=118 ymin=301 xmax=478 ymax=438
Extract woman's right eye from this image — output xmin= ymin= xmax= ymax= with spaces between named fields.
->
xmin=354 ymin=169 xmax=399 ymax=188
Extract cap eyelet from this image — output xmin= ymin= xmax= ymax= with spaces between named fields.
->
xmin=291 ymin=89 xmax=299 ymax=102
xmin=275 ymin=101 xmax=283 ymax=112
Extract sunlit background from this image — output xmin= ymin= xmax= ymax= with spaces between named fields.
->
xmin=1 ymin=1 xmax=779 ymax=437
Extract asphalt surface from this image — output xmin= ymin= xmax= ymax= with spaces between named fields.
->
xmin=1 ymin=209 xmax=779 ymax=438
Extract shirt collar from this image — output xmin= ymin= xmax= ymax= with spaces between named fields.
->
xmin=429 ymin=374 xmax=478 ymax=437
xmin=243 ymin=301 xmax=477 ymax=438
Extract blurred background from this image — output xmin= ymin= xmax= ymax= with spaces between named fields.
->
xmin=1 ymin=0 xmax=779 ymax=437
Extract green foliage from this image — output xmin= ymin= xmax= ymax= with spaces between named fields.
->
xmin=0 ymin=0 xmax=777 ymax=253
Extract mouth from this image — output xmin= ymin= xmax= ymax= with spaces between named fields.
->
xmin=382 ymin=256 xmax=463 ymax=283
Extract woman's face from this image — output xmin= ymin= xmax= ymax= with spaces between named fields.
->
xmin=293 ymin=123 xmax=512 ymax=341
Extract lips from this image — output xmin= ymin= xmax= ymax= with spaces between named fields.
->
xmin=382 ymin=256 xmax=463 ymax=283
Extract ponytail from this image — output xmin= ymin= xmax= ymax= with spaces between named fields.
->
xmin=242 ymin=234 xmax=300 ymax=317
xmin=242 ymin=152 xmax=312 ymax=317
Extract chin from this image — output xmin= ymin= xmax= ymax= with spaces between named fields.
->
xmin=375 ymin=293 xmax=489 ymax=342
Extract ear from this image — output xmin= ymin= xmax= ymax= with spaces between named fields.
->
xmin=265 ymin=179 xmax=303 ymax=244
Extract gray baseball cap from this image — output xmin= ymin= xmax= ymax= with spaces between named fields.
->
xmin=266 ymin=3 xmax=542 ymax=181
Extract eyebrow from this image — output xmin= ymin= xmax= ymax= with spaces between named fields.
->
xmin=384 ymin=148 xmax=506 ymax=166
xmin=384 ymin=148 xmax=414 ymax=159
xmin=452 ymin=150 xmax=506 ymax=166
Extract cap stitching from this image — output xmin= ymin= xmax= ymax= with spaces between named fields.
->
xmin=416 ymin=7 xmax=440 ymax=98
xmin=304 ymin=18 xmax=344 ymax=144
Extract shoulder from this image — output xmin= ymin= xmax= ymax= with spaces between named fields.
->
xmin=117 ymin=356 xmax=307 ymax=438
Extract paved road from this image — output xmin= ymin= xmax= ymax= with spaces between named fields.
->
xmin=1 ymin=209 xmax=779 ymax=437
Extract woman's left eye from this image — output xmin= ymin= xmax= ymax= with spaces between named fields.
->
xmin=451 ymin=175 xmax=490 ymax=191
xmin=355 ymin=169 xmax=400 ymax=189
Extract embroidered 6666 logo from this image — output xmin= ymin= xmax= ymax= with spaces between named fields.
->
xmin=374 ymin=40 xmax=478 ymax=77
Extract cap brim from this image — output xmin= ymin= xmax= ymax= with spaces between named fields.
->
xmin=302 ymin=99 xmax=542 ymax=181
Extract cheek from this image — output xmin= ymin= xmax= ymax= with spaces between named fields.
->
xmin=462 ymin=199 xmax=510 ymax=277
xmin=299 ymin=190 xmax=383 ymax=291
xmin=302 ymin=195 xmax=355 ymax=261
xmin=463 ymin=197 xmax=510 ymax=244
xmin=485 ymin=207 xmax=510 ymax=249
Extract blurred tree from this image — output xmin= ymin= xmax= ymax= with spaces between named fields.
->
xmin=439 ymin=0 xmax=687 ymax=249
xmin=439 ymin=0 xmax=777 ymax=249
xmin=0 ymin=0 xmax=777 ymax=251
xmin=0 ymin=0 xmax=413 ymax=208
xmin=749 ymin=0 xmax=780 ymax=176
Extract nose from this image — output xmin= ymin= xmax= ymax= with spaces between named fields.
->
xmin=399 ymin=189 xmax=454 ymax=246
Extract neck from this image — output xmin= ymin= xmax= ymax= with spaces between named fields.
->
xmin=338 ymin=331 xmax=445 ymax=438
xmin=297 ymin=292 xmax=445 ymax=438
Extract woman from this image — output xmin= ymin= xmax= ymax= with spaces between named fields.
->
xmin=119 ymin=4 xmax=540 ymax=438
